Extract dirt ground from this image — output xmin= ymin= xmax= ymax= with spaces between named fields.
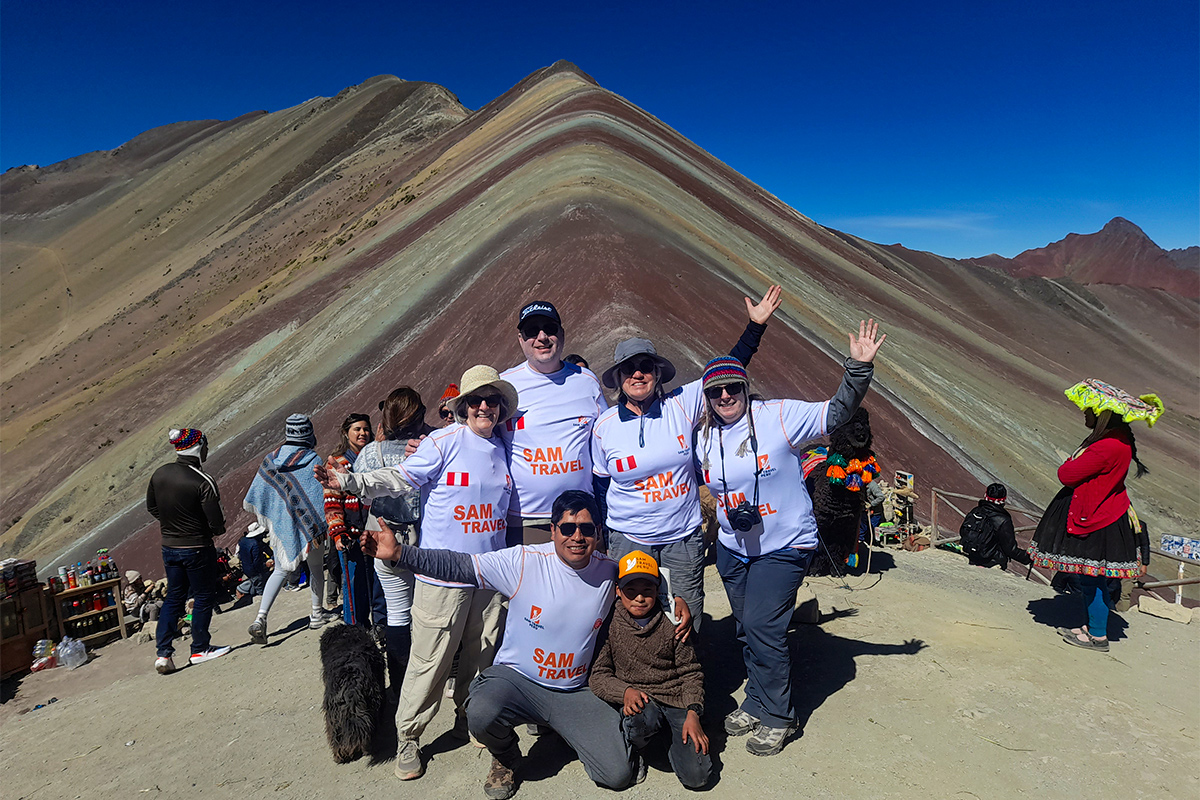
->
xmin=3 ymin=546 xmax=1198 ymax=800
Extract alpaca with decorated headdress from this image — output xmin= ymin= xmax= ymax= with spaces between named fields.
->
xmin=806 ymin=407 xmax=880 ymax=577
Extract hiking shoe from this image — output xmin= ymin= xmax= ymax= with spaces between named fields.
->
xmin=745 ymin=720 xmax=798 ymax=756
xmin=1062 ymin=632 xmax=1109 ymax=652
xmin=393 ymin=739 xmax=424 ymax=781
xmin=484 ymin=747 xmax=520 ymax=799
xmin=189 ymin=645 xmax=232 ymax=665
xmin=1055 ymin=626 xmax=1087 ymax=638
xmin=248 ymin=617 xmax=268 ymax=645
xmin=154 ymin=656 xmax=176 ymax=675
xmin=309 ymin=609 xmax=338 ymax=629
xmin=724 ymin=708 xmax=761 ymax=737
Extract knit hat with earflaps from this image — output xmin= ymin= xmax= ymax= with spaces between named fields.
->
xmin=169 ymin=428 xmax=205 ymax=457
xmin=284 ymin=414 xmax=316 ymax=448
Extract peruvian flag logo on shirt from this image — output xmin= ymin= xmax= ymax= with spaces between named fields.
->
xmin=506 ymin=416 xmax=525 ymax=432
xmin=615 ymin=456 xmax=637 ymax=473
xmin=703 ymin=468 xmax=711 ymax=484
xmin=446 ymin=472 xmax=470 ymax=486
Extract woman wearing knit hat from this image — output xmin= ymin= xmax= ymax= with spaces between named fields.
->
xmin=243 ymin=414 xmax=338 ymax=645
xmin=317 ymin=366 xmax=516 ymax=782
xmin=694 ymin=319 xmax=885 ymax=757
xmin=591 ymin=286 xmax=782 ymax=638
xmin=436 ymin=383 xmax=460 ymax=426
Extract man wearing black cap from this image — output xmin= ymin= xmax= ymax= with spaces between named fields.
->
xmin=959 ymin=483 xmax=1031 ymax=570
xmin=499 ymin=301 xmax=607 ymax=547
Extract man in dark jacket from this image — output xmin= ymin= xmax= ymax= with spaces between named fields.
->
xmin=146 ymin=427 xmax=231 ymax=674
xmin=960 ymin=483 xmax=1031 ymax=570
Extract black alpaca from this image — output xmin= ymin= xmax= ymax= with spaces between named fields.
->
xmin=320 ymin=623 xmax=385 ymax=763
xmin=808 ymin=408 xmax=875 ymax=577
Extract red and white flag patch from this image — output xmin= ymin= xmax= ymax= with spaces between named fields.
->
xmin=506 ymin=416 xmax=526 ymax=432
xmin=615 ymin=456 xmax=637 ymax=473
xmin=446 ymin=472 xmax=470 ymax=486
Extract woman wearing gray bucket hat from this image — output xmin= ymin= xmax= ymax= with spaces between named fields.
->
xmin=317 ymin=365 xmax=516 ymax=782
xmin=591 ymin=285 xmax=782 ymax=637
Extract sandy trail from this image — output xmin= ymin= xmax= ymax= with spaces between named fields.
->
xmin=2 ymin=546 xmax=1197 ymax=800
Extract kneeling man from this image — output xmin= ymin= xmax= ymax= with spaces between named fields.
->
xmin=366 ymin=489 xmax=631 ymax=799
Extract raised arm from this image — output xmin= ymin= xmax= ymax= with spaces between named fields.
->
xmin=826 ymin=319 xmax=886 ymax=431
xmin=727 ymin=285 xmax=782 ymax=367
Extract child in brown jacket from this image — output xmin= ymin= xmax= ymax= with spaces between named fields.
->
xmin=589 ymin=550 xmax=711 ymax=789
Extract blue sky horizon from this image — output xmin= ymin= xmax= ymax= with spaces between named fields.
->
xmin=2 ymin=1 xmax=1196 ymax=259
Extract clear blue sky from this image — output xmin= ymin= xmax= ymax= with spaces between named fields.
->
xmin=2 ymin=1 xmax=1196 ymax=258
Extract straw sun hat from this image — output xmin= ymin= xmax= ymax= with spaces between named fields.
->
xmin=450 ymin=365 xmax=519 ymax=425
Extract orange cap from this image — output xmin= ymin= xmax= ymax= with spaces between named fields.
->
xmin=617 ymin=550 xmax=660 ymax=587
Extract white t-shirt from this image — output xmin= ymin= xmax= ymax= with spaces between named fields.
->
xmin=344 ymin=424 xmax=511 ymax=587
xmin=591 ymin=381 xmax=705 ymax=545
xmin=499 ymin=361 xmax=608 ymax=520
xmin=471 ymin=543 xmax=616 ymax=689
xmin=695 ymin=398 xmax=828 ymax=556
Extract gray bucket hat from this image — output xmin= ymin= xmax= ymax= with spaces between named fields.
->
xmin=601 ymin=337 xmax=677 ymax=389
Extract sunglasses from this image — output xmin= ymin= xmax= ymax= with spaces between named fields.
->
xmin=620 ymin=357 xmax=658 ymax=376
xmin=439 ymin=408 xmax=454 ymax=420
xmin=464 ymin=393 xmax=504 ymax=408
xmin=704 ymin=383 xmax=745 ymax=399
xmin=555 ymin=522 xmax=599 ymax=538
xmin=520 ymin=320 xmax=560 ymax=340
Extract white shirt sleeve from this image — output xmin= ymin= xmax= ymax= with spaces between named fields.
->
xmin=776 ymin=399 xmax=830 ymax=449
xmin=471 ymin=547 xmax=526 ymax=597
xmin=591 ymin=423 xmax=611 ymax=478
xmin=676 ymin=379 xmax=705 ymax=427
xmin=342 ymin=435 xmax=441 ymax=499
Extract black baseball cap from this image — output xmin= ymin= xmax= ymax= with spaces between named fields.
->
xmin=518 ymin=301 xmax=561 ymax=326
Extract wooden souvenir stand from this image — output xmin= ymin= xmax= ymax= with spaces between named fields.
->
xmin=1 ymin=586 xmax=54 ymax=679
xmin=53 ymin=577 xmax=128 ymax=645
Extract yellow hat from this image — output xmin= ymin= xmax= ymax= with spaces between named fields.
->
xmin=617 ymin=550 xmax=660 ymax=587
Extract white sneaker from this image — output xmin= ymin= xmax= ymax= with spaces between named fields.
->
xmin=309 ymin=609 xmax=338 ymax=629
xmin=189 ymin=646 xmax=232 ymax=665
xmin=155 ymin=656 xmax=176 ymax=675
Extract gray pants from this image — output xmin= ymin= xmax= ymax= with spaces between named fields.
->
xmin=466 ymin=665 xmax=633 ymax=790
xmin=608 ymin=525 xmax=705 ymax=631
xmin=623 ymin=698 xmax=712 ymax=789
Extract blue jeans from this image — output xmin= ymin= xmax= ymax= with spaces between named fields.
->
xmin=341 ymin=539 xmax=385 ymax=627
xmin=623 ymin=698 xmax=712 ymax=789
xmin=157 ymin=546 xmax=218 ymax=658
xmin=716 ymin=543 xmax=813 ymax=727
xmin=609 ymin=526 xmax=706 ymax=631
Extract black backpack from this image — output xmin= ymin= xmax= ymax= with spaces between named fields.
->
xmin=959 ymin=507 xmax=992 ymax=558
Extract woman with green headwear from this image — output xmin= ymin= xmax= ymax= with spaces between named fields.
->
xmin=1030 ymin=379 xmax=1163 ymax=653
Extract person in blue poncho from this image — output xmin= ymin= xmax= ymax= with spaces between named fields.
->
xmin=243 ymin=414 xmax=339 ymax=645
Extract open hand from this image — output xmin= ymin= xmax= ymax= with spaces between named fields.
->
xmin=681 ymin=711 xmax=709 ymax=754
xmin=623 ymin=687 xmax=650 ymax=716
xmin=405 ymin=436 xmax=426 ymax=457
xmin=848 ymin=319 xmax=886 ymax=363
xmin=673 ymin=597 xmax=692 ymax=642
xmin=314 ymin=456 xmax=349 ymax=490
xmin=362 ymin=522 xmax=401 ymax=561
xmin=746 ymin=284 xmax=783 ymax=325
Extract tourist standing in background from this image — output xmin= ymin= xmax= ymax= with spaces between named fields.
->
xmin=324 ymin=412 xmax=375 ymax=627
xmin=146 ymin=427 xmax=231 ymax=673
xmin=244 ymin=414 xmax=338 ymax=645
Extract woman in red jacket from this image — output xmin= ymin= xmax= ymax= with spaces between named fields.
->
xmin=1030 ymin=379 xmax=1163 ymax=653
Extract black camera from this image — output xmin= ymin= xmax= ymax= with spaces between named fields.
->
xmin=727 ymin=501 xmax=761 ymax=532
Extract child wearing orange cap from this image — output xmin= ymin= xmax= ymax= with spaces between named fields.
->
xmin=589 ymin=550 xmax=711 ymax=788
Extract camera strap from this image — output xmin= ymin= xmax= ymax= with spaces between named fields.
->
xmin=717 ymin=404 xmax=760 ymax=511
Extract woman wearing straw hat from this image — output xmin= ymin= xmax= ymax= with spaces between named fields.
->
xmin=591 ymin=286 xmax=782 ymax=637
xmin=317 ymin=365 xmax=516 ymax=782
xmin=1030 ymin=379 xmax=1163 ymax=653
xmin=694 ymin=319 xmax=885 ymax=757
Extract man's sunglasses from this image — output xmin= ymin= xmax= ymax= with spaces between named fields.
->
xmin=464 ymin=393 xmax=504 ymax=408
xmin=555 ymin=522 xmax=599 ymax=538
xmin=620 ymin=358 xmax=658 ymax=376
xmin=519 ymin=320 xmax=560 ymax=340
xmin=704 ymin=383 xmax=745 ymax=399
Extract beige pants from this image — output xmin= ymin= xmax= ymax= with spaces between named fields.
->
xmin=396 ymin=580 xmax=506 ymax=742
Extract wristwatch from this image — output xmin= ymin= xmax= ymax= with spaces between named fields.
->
xmin=686 ymin=703 xmax=703 ymax=716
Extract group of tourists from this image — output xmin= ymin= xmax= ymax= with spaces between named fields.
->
xmin=144 ymin=283 xmax=1161 ymax=798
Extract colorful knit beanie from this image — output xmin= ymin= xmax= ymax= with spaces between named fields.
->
xmin=701 ymin=356 xmax=748 ymax=393
xmin=985 ymin=483 xmax=1007 ymax=504
xmin=169 ymin=428 xmax=205 ymax=456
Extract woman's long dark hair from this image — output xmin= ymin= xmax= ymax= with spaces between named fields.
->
xmin=331 ymin=413 xmax=371 ymax=459
xmin=380 ymin=387 xmax=427 ymax=441
xmin=1081 ymin=409 xmax=1148 ymax=478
